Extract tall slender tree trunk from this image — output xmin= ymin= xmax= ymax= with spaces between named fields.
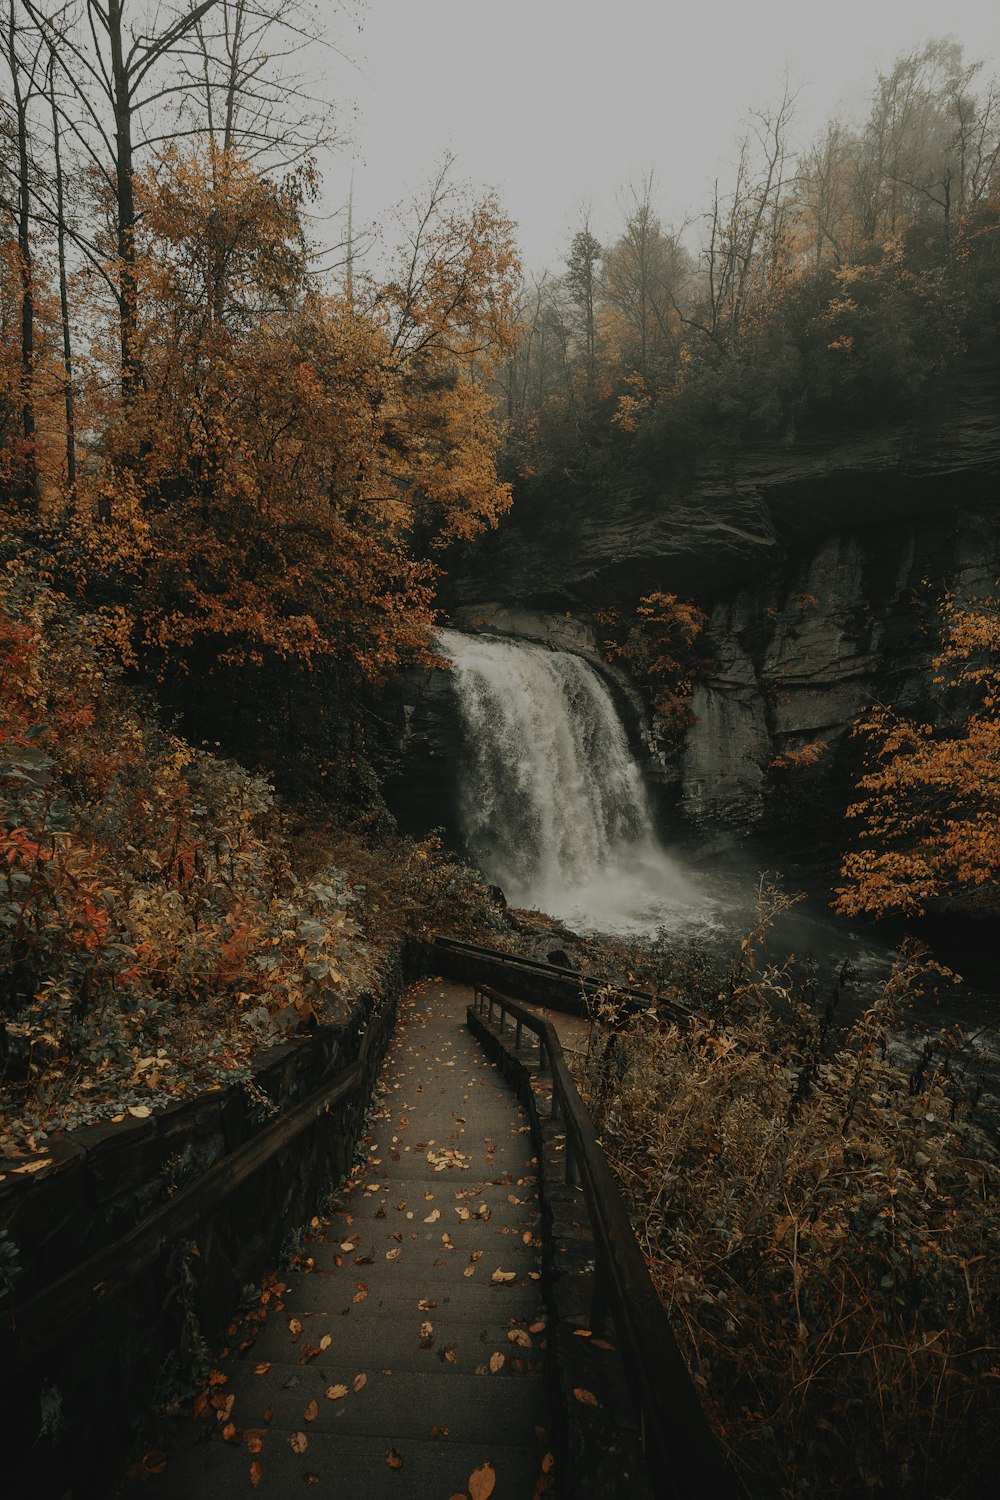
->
xmin=108 ymin=0 xmax=141 ymax=403
xmin=49 ymin=66 xmax=76 ymax=494
xmin=7 ymin=0 xmax=38 ymax=507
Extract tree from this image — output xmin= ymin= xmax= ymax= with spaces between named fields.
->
xmin=563 ymin=217 xmax=601 ymax=387
xmin=181 ymin=0 xmax=345 ymax=169
xmin=693 ymin=85 xmax=797 ymax=355
xmin=602 ymin=174 xmax=686 ymax=380
xmin=836 ymin=597 xmax=1000 ymax=918
xmin=2 ymin=0 xmax=46 ymax=504
xmin=25 ymin=0 xmax=222 ymax=401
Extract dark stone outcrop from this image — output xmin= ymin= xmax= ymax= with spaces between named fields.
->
xmin=448 ymin=355 xmax=1000 ymax=612
xmin=428 ymin=353 xmax=1000 ymax=853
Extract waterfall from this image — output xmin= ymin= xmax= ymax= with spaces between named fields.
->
xmin=439 ymin=629 xmax=707 ymax=934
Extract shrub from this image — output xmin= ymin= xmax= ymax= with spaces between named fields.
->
xmin=577 ymin=883 xmax=1000 ymax=1498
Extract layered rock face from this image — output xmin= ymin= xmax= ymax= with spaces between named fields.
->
xmin=389 ymin=353 xmax=1000 ymax=855
xmin=679 ymin=508 xmax=1000 ymax=841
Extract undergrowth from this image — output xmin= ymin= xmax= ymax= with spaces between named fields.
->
xmin=0 ymin=577 xmax=506 ymax=1159
xmin=578 ymin=882 xmax=1000 ymax=1500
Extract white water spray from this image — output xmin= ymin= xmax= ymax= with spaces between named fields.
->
xmin=439 ymin=629 xmax=709 ymax=935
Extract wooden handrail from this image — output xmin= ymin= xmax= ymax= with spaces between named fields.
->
xmin=473 ymin=984 xmax=737 ymax=1500
xmin=0 ymin=1008 xmax=388 ymax=1372
xmin=435 ymin=935 xmax=693 ymax=1025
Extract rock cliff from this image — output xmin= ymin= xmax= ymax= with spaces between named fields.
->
xmin=431 ymin=353 xmax=1000 ymax=854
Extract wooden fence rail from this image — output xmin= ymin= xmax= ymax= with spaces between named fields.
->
xmin=473 ymin=982 xmax=738 ymax=1500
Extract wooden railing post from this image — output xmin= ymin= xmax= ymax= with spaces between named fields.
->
xmin=589 ymin=1258 xmax=609 ymax=1337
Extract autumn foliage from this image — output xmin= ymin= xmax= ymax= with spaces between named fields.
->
xmin=580 ymin=888 xmax=1000 ymax=1499
xmin=0 ymin=571 xmax=372 ymax=1155
xmin=836 ymin=596 xmax=1000 ymax=917
xmin=598 ymin=591 xmax=710 ymax=741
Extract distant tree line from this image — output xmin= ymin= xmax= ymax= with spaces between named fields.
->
xmin=497 ymin=41 xmax=1000 ymax=490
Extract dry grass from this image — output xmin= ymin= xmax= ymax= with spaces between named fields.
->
xmin=577 ymin=885 xmax=1000 ymax=1499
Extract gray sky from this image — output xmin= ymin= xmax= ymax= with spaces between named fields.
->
xmin=328 ymin=0 xmax=1000 ymax=271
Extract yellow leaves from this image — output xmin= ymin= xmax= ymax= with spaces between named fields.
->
xmin=289 ymin=1432 xmax=308 ymax=1454
xmin=490 ymin=1269 xmax=516 ymax=1283
xmin=573 ymin=1388 xmax=599 ymax=1407
xmin=385 ymin=1448 xmax=404 ymax=1469
xmin=325 ymin=1384 xmax=348 ymax=1402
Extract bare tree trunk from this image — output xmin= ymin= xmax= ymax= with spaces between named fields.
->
xmin=49 ymin=58 xmax=76 ymax=493
xmin=7 ymin=0 xmax=38 ymax=506
xmin=108 ymin=0 xmax=141 ymax=404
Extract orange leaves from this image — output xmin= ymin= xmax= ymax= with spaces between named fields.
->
xmin=468 ymin=1464 xmax=497 ymax=1500
xmin=836 ymin=596 xmax=1000 ymax=918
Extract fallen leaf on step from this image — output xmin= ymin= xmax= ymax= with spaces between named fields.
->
xmin=469 ymin=1462 xmax=496 ymax=1500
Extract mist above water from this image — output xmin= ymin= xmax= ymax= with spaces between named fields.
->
xmin=439 ymin=629 xmax=712 ymax=936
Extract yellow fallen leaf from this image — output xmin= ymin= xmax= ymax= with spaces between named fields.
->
xmin=127 ymin=1105 xmax=151 ymax=1119
xmin=325 ymin=1384 xmax=348 ymax=1401
xmin=353 ymin=1373 xmax=367 ymax=1392
xmin=385 ymin=1448 xmax=404 ymax=1469
xmin=491 ymin=1269 xmax=516 ymax=1283
xmin=423 ymin=1209 xmax=440 ymax=1223
xmin=289 ymin=1431 xmax=308 ymax=1453
xmin=289 ymin=1318 xmax=302 ymax=1337
xmin=489 ymin=1352 xmax=505 ymax=1373
xmin=469 ymin=1462 xmax=496 ymax=1500
xmin=386 ymin=1247 xmax=402 ymax=1261
xmin=508 ymin=1328 xmax=531 ymax=1347
xmin=542 ymin=1452 xmax=554 ymax=1473
xmin=319 ymin=1334 xmax=332 ymax=1351
xmin=463 ymin=1265 xmax=475 ymax=1278
xmin=249 ymin=1459 xmax=262 ymax=1488
xmin=253 ymin=1362 xmax=270 ymax=1375
xmin=303 ymin=1400 xmax=318 ymax=1423
xmin=573 ymin=1387 xmax=599 ymax=1406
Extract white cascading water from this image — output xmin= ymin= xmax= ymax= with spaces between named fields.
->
xmin=439 ymin=629 xmax=709 ymax=935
